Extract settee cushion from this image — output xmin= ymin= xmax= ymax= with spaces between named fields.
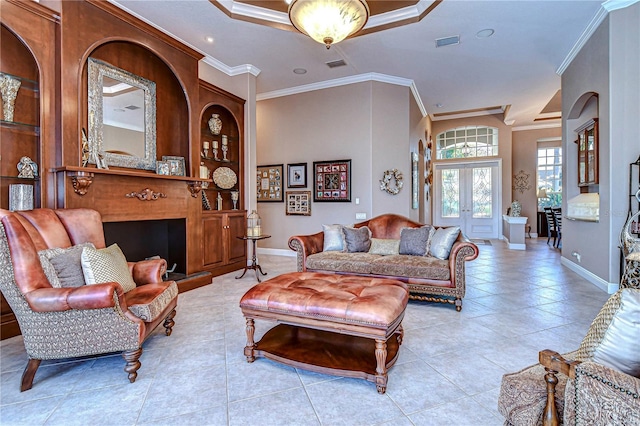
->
xmin=322 ymin=224 xmax=345 ymax=252
xmin=39 ymin=242 xmax=95 ymax=288
xmin=306 ymin=252 xmax=379 ymax=274
xmin=369 ymin=238 xmax=400 ymax=256
xmin=342 ymin=226 xmax=372 ymax=252
xmin=370 ymin=255 xmax=450 ymax=281
xmin=81 ymin=243 xmax=137 ymax=293
xmin=399 ymin=226 xmax=434 ymax=256
xmin=429 ymin=226 xmax=461 ymax=259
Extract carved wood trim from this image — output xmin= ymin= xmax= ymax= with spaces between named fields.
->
xmin=187 ymin=181 xmax=203 ymax=198
xmin=125 ymin=188 xmax=167 ymax=201
xmin=70 ymin=171 xmax=94 ymax=196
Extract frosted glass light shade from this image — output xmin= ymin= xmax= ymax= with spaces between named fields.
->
xmin=9 ymin=184 xmax=34 ymax=211
xmin=537 ymin=189 xmax=548 ymax=198
xmin=288 ymin=0 xmax=369 ymax=49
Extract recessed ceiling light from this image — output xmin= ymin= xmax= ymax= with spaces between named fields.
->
xmin=293 ymin=68 xmax=307 ymax=74
xmin=435 ymin=103 xmax=443 ymax=108
xmin=205 ymin=36 xmax=214 ymax=43
xmin=476 ymin=29 xmax=495 ymax=38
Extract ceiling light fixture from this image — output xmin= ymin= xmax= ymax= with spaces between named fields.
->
xmin=288 ymin=0 xmax=370 ymax=49
xmin=476 ymin=28 xmax=495 ymax=38
xmin=293 ymin=68 xmax=307 ymax=74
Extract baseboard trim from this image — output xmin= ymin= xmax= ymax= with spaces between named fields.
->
xmin=256 ymin=247 xmax=296 ymax=257
xmin=501 ymin=235 xmax=526 ymax=250
xmin=560 ymin=257 xmax=619 ymax=294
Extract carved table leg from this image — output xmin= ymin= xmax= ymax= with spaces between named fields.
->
xmin=542 ymin=367 xmax=560 ymax=426
xmin=244 ymin=317 xmax=256 ymax=363
xmin=163 ymin=309 xmax=176 ymax=336
xmin=375 ymin=339 xmax=388 ymax=394
xmin=122 ymin=347 xmax=143 ymax=383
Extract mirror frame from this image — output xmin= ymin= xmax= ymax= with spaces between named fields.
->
xmin=87 ymin=57 xmax=157 ymax=170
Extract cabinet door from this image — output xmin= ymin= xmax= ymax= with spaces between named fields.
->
xmin=227 ymin=212 xmax=247 ymax=264
xmin=202 ymin=215 xmax=225 ymax=268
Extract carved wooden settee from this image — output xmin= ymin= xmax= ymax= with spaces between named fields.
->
xmin=288 ymin=214 xmax=478 ymax=311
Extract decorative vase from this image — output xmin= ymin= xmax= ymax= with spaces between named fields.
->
xmin=208 ymin=113 xmax=222 ymax=135
xmin=0 ymin=74 xmax=21 ymax=122
xmin=510 ymin=200 xmax=522 ymax=217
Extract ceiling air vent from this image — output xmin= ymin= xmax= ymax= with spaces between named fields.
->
xmin=435 ymin=35 xmax=460 ymax=48
xmin=326 ymin=59 xmax=347 ymax=68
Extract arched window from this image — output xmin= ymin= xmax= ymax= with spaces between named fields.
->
xmin=436 ymin=126 xmax=499 ymax=159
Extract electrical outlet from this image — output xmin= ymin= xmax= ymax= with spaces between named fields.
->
xmin=355 ymin=213 xmax=366 ymax=220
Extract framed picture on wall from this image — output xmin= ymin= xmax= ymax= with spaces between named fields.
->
xmin=287 ymin=163 xmax=307 ymax=188
xmin=313 ymin=159 xmax=351 ymax=202
xmin=256 ymin=164 xmax=284 ymax=202
xmin=285 ymin=191 xmax=311 ymax=215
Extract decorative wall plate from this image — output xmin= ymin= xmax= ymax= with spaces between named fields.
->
xmin=212 ymin=166 xmax=237 ymax=189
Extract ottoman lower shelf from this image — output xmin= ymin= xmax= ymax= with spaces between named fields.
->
xmin=249 ymin=324 xmax=402 ymax=386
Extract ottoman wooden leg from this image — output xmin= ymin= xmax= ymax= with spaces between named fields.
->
xmin=374 ymin=339 xmax=388 ymax=394
xmin=244 ymin=317 xmax=256 ymax=363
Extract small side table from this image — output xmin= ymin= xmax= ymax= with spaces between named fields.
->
xmin=236 ymin=235 xmax=271 ymax=282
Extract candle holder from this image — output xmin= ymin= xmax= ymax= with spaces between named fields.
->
xmin=212 ymin=147 xmax=219 ymax=161
xmin=221 ymin=144 xmax=228 ymax=162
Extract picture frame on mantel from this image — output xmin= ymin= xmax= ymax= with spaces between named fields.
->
xmin=287 ymin=163 xmax=307 ymax=188
xmin=257 ymin=164 xmax=284 ymax=202
xmin=313 ymin=159 xmax=351 ymax=202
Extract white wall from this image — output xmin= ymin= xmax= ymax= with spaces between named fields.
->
xmin=255 ymin=82 xmax=416 ymax=249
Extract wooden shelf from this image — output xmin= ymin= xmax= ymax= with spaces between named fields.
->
xmin=52 ymin=166 xmax=210 ymax=183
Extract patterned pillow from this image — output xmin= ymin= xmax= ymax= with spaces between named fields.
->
xmin=322 ymin=224 xmax=345 ymax=252
xmin=399 ymin=226 xmax=435 ymax=256
xmin=429 ymin=226 xmax=461 ymax=260
xmin=81 ymin=243 xmax=137 ymax=293
xmin=369 ymin=238 xmax=400 ymax=256
xmin=38 ymin=243 xmax=95 ymax=288
xmin=342 ymin=226 xmax=372 ymax=253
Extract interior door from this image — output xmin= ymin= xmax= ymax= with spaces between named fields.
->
xmin=433 ymin=160 xmax=501 ymax=239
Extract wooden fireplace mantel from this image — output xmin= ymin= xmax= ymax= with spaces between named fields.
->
xmin=52 ymin=166 xmax=211 ymax=197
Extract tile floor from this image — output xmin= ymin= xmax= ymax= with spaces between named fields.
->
xmin=0 ymin=238 xmax=611 ymax=425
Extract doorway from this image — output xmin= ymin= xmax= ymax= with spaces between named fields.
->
xmin=433 ymin=160 xmax=501 ymax=239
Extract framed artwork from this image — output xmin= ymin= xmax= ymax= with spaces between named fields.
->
xmin=411 ymin=152 xmax=419 ymax=209
xmin=313 ymin=159 xmax=351 ymax=202
xmin=257 ymin=164 xmax=284 ymax=202
xmin=285 ymin=191 xmax=311 ymax=216
xmin=156 ymin=160 xmax=170 ymax=175
xmin=287 ymin=163 xmax=307 ymax=188
xmin=161 ymin=156 xmax=186 ymax=176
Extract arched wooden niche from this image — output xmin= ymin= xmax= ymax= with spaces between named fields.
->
xmin=84 ymin=41 xmax=189 ymax=167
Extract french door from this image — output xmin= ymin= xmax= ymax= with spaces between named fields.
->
xmin=433 ymin=160 xmax=501 ymax=239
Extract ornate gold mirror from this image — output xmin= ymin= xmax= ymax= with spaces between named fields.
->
xmin=87 ymin=58 xmax=156 ymax=170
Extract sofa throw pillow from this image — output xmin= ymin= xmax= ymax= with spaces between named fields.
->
xmin=399 ymin=226 xmax=434 ymax=256
xmin=590 ymin=289 xmax=640 ymax=378
xmin=81 ymin=243 xmax=137 ymax=293
xmin=429 ymin=226 xmax=461 ymax=260
xmin=342 ymin=226 xmax=372 ymax=253
xmin=38 ymin=242 xmax=95 ymax=288
xmin=322 ymin=224 xmax=345 ymax=252
xmin=369 ymin=238 xmax=400 ymax=256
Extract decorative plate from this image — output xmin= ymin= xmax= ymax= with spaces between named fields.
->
xmin=212 ymin=166 xmax=237 ymax=189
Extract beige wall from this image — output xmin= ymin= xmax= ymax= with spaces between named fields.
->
xmin=255 ymin=82 xmax=417 ymax=249
xmin=512 ymin=127 xmax=562 ymax=234
xmin=431 ymin=114 xmax=513 ymax=216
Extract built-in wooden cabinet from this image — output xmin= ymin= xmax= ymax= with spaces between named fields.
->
xmin=202 ymin=211 xmax=247 ymax=274
xmin=1 ymin=0 xmax=58 ymax=339
xmin=198 ymin=80 xmax=247 ymax=276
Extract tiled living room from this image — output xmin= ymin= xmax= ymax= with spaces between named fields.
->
xmin=0 ymin=239 xmax=611 ymax=425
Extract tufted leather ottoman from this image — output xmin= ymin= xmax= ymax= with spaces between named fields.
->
xmin=239 ymin=272 xmax=409 ymax=393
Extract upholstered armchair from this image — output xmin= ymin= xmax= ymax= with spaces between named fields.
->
xmin=0 ymin=208 xmax=178 ymax=391
xmin=498 ymin=288 xmax=640 ymax=425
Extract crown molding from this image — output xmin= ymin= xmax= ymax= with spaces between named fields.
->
xmin=256 ymin=73 xmax=428 ymax=117
xmin=202 ymin=56 xmax=261 ymax=77
xmin=557 ymin=0 xmax=639 ymax=75
xmin=512 ymin=122 xmax=562 ymax=132
xmin=215 ymin=0 xmax=291 ymax=25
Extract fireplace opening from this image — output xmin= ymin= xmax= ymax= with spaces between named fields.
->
xmin=103 ymin=219 xmax=186 ymax=280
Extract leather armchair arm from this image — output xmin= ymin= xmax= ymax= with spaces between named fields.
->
xmin=24 ymin=282 xmax=123 ymax=312
xmin=448 ymin=235 xmax=479 ymax=287
xmin=288 ymin=231 xmax=324 ymax=271
xmin=129 ymin=258 xmax=167 ymax=285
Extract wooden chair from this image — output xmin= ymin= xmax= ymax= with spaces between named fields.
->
xmin=543 ymin=207 xmax=557 ymax=246
xmin=552 ymin=207 xmax=562 ymax=248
